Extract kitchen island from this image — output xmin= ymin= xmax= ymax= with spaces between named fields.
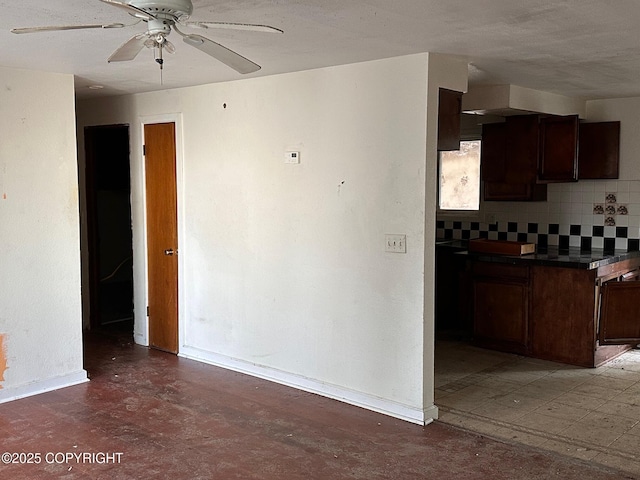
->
xmin=437 ymin=240 xmax=640 ymax=367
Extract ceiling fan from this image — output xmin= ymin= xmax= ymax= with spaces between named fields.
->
xmin=11 ymin=0 xmax=283 ymax=74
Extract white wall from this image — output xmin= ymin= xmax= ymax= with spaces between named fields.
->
xmin=0 ymin=66 xmax=87 ymax=402
xmin=76 ymin=53 xmax=468 ymax=424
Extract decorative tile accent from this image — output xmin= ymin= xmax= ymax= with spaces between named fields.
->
xmin=605 ymin=216 xmax=616 ymax=226
xmin=606 ymin=193 xmax=617 ymax=203
xmin=438 ymin=219 xmax=639 ymax=252
xmin=605 ymin=204 xmax=617 ymax=215
xmin=593 ymin=204 xmax=604 ymax=214
xmin=617 ymin=205 xmax=629 ymax=215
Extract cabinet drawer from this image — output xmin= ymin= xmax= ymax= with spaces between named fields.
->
xmin=472 ymin=262 xmax=529 ymax=280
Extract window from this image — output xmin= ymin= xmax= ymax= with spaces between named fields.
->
xmin=438 ymin=140 xmax=481 ymax=211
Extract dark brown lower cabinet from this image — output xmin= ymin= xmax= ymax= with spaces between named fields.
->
xmin=436 ymin=246 xmax=471 ymax=335
xmin=470 ymin=257 xmax=640 ymax=367
xmin=472 ymin=262 xmax=529 ymax=355
xmin=599 ymin=264 xmax=640 ymax=346
xmin=529 ymin=265 xmax=600 ymax=366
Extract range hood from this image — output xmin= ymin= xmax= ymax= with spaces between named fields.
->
xmin=462 ymin=84 xmax=586 ymax=119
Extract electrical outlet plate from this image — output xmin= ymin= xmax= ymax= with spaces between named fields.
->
xmin=385 ymin=234 xmax=406 ymax=253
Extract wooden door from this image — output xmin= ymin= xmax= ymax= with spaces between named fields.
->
xmin=599 ymin=281 xmax=640 ymax=345
xmin=144 ymin=122 xmax=178 ymax=353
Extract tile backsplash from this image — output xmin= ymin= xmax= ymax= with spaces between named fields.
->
xmin=437 ymin=180 xmax=640 ymax=252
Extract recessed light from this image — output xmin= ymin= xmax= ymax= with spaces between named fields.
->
xmin=88 ymin=85 xmax=104 ymax=90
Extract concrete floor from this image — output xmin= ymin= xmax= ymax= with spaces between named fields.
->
xmin=0 ymin=333 xmax=635 ymax=479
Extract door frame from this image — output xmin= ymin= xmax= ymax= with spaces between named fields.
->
xmin=136 ymin=113 xmax=185 ymax=350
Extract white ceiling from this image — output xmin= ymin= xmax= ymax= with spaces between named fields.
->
xmin=2 ymin=0 xmax=640 ymax=100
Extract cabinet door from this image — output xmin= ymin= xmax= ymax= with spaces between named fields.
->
xmin=481 ymin=122 xmax=506 ymax=182
xmin=578 ymin=122 xmax=620 ymax=179
xmin=505 ymin=115 xmax=539 ymax=184
xmin=472 ymin=263 xmax=530 ymax=354
xmin=436 ymin=247 xmax=471 ymax=334
xmin=538 ymin=115 xmax=579 ymax=182
xmin=437 ymin=88 xmax=462 ymax=151
xmin=599 ymin=281 xmax=640 ymax=345
xmin=482 ymin=115 xmax=547 ymax=202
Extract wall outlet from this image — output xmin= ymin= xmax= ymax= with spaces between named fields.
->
xmin=385 ymin=234 xmax=406 ymax=253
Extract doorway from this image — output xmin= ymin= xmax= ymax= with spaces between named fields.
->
xmin=84 ymin=125 xmax=134 ymax=336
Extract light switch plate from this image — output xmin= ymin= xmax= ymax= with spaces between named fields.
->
xmin=385 ymin=234 xmax=406 ymax=253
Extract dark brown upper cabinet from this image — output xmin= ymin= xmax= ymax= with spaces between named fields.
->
xmin=437 ymin=88 xmax=462 ymax=151
xmin=480 ymin=121 xmax=506 ymax=182
xmin=578 ymin=121 xmax=620 ymax=179
xmin=481 ymin=115 xmax=547 ymax=201
xmin=538 ymin=114 xmax=579 ymax=182
xmin=506 ymin=115 xmax=539 ymax=184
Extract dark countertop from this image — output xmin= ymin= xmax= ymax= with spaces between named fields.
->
xmin=435 ymin=239 xmax=640 ymax=270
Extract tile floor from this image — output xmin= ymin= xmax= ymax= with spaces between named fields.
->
xmin=435 ymin=341 xmax=640 ymax=477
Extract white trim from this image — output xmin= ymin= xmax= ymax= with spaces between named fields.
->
xmin=138 ymin=113 xmax=185 ymax=352
xmin=423 ymin=404 xmax=439 ymax=425
xmin=0 ymin=370 xmax=88 ymax=404
xmin=179 ymin=346 xmax=429 ymax=425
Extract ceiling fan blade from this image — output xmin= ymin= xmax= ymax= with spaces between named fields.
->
xmin=11 ymin=23 xmax=125 ymax=34
xmin=99 ymin=0 xmax=156 ymax=21
xmin=183 ymin=34 xmax=260 ymax=74
xmin=108 ymin=33 xmax=149 ymax=62
xmin=181 ymin=21 xmax=283 ymax=34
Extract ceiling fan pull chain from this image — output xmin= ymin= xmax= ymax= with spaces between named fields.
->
xmin=155 ymin=42 xmax=164 ymax=84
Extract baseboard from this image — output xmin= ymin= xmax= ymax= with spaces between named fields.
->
xmin=0 ymin=370 xmax=89 ymax=404
xmin=133 ymin=332 xmax=148 ymax=346
xmin=424 ymin=404 xmax=439 ymax=425
xmin=179 ymin=345 xmax=428 ymax=425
